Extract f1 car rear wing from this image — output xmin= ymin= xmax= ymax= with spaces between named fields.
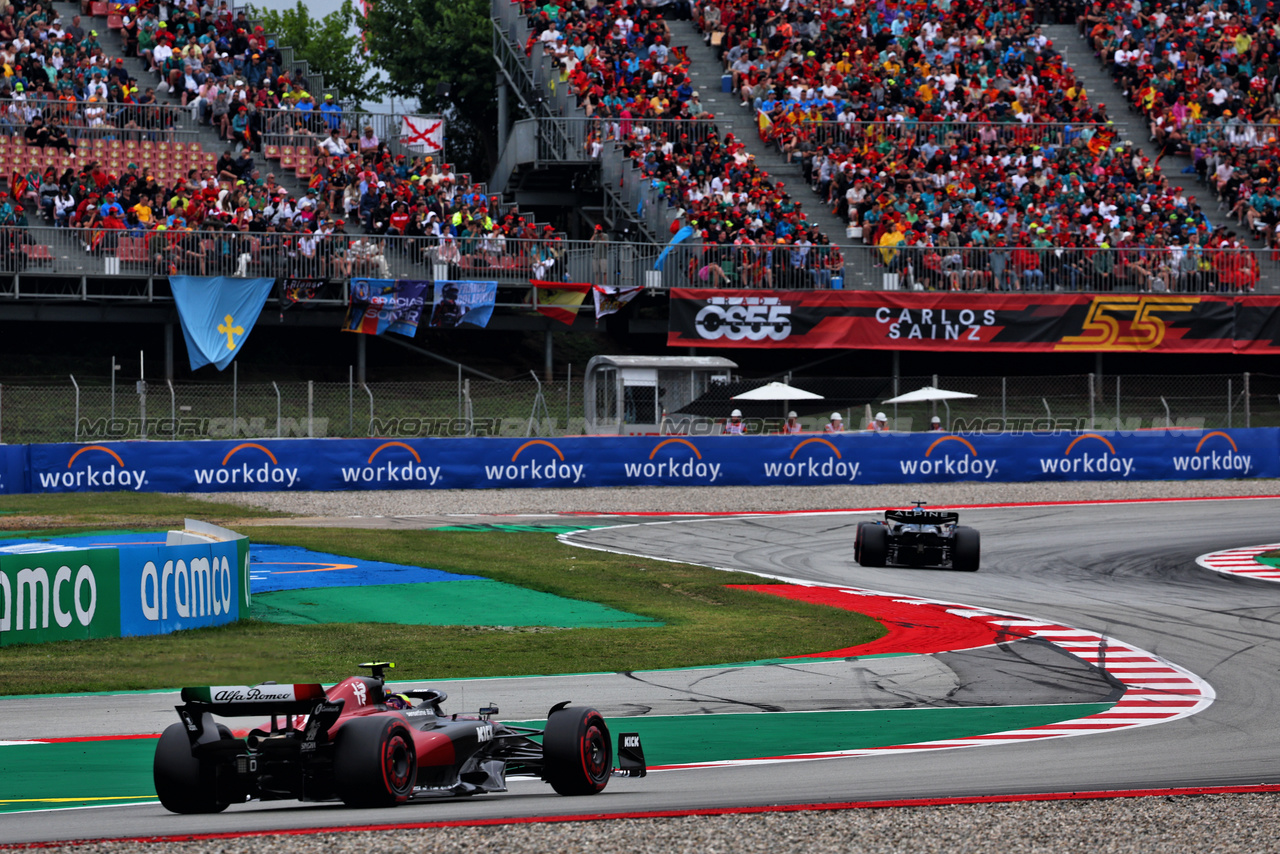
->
xmin=885 ymin=510 xmax=959 ymax=526
xmin=179 ymin=684 xmax=329 ymax=718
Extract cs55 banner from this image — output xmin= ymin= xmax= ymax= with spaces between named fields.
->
xmin=667 ymin=290 xmax=1280 ymax=353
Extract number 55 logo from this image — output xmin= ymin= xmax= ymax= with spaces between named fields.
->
xmin=1056 ymin=296 xmax=1197 ymax=351
xmin=694 ymin=303 xmax=792 ymax=341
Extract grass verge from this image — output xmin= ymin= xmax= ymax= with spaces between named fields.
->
xmin=0 ymin=492 xmax=287 ymax=533
xmin=0 ymin=527 xmax=884 ymax=695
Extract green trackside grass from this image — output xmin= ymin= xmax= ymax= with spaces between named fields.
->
xmin=0 ymin=527 xmax=885 ymax=695
xmin=0 ymin=492 xmax=287 ymax=533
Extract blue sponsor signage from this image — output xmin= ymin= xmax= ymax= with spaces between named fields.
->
xmin=12 ymin=429 xmax=1280 ymax=493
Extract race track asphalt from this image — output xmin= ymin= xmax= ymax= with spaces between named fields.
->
xmin=4 ymin=497 xmax=1279 ymax=843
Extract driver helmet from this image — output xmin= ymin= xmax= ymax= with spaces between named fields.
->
xmin=384 ymin=693 xmax=412 ymax=710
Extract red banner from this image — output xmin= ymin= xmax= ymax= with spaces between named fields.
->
xmin=667 ymin=290 xmax=1280 ymax=353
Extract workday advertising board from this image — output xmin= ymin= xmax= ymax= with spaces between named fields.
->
xmin=19 ymin=431 xmax=1280 ymax=493
xmin=0 ymin=531 xmax=250 ymax=646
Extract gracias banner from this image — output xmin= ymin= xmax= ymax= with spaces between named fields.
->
xmin=667 ymin=290 xmax=1280 ymax=353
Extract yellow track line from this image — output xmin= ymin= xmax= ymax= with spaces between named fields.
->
xmin=0 ymin=796 xmax=153 ymax=804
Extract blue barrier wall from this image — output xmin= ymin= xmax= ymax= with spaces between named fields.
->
xmin=7 ymin=430 xmax=1277 ymax=493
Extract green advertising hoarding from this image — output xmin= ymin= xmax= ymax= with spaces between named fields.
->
xmin=0 ymin=549 xmax=122 ymax=646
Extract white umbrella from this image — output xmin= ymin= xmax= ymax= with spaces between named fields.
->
xmin=732 ymin=381 xmax=824 ymax=423
xmin=881 ymin=386 xmax=977 ymax=404
xmin=732 ymin=381 xmax=824 ymax=401
xmin=881 ymin=386 xmax=977 ymax=431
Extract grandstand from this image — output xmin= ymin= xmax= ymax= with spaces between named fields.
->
xmin=491 ymin=0 xmax=1275 ymax=292
xmin=0 ymin=0 xmax=1277 ymax=385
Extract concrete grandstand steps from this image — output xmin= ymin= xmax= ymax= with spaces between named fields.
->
xmin=665 ymin=19 xmax=857 ymax=271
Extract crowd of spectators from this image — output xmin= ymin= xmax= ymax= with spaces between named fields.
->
xmin=1079 ymin=0 xmax=1280 ymax=248
xmin=0 ymin=0 xmax=585 ymax=279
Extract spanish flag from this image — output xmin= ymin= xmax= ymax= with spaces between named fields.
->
xmin=1087 ymin=127 xmax=1116 ymax=156
xmin=530 ymin=281 xmax=592 ymax=325
xmin=757 ymin=109 xmax=773 ymax=141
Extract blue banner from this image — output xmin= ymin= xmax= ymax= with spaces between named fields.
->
xmin=344 ymin=278 xmax=430 ymax=336
xmin=16 ymin=429 xmax=1280 ymax=493
xmin=0 ymin=445 xmax=26 ymax=493
xmin=170 ymin=277 xmax=276 ymax=371
xmin=431 ymin=281 xmax=497 ymax=328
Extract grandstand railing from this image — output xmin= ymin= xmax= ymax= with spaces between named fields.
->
xmin=761 ymin=120 xmax=1115 ymax=149
xmin=0 ymin=227 xmax=1271 ymax=294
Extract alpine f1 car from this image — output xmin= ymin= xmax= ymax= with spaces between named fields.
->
xmin=154 ymin=662 xmax=645 ymax=813
xmin=854 ymin=501 xmax=980 ymax=571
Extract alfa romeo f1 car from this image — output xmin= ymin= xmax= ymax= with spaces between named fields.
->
xmin=153 ymin=662 xmax=646 ymax=813
xmin=854 ymin=501 xmax=980 ymax=571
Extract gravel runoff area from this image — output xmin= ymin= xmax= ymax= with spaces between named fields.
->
xmin=125 ymin=479 xmax=1275 ymax=852
xmin=191 ymin=479 xmax=1280 ymax=517
xmin=27 ymin=793 xmax=1280 ymax=853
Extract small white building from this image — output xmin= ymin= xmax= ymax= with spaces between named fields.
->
xmin=583 ymin=355 xmax=738 ymax=435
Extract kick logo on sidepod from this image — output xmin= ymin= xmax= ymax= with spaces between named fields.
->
xmin=484 ymin=440 xmax=585 ymax=484
xmin=193 ymin=443 xmax=300 ymax=488
xmin=1172 ymin=431 xmax=1251 ymax=475
xmin=341 ymin=441 xmax=442 ymax=486
xmin=624 ymin=438 xmax=722 ymax=483
xmin=37 ymin=445 xmax=148 ymax=491
xmin=901 ymin=435 xmax=998 ymax=479
xmin=1038 ymin=433 xmax=1135 ymax=478
xmin=763 ymin=437 xmax=860 ymax=482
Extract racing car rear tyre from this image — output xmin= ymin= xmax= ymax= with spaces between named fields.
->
xmin=858 ymin=524 xmax=888 ymax=567
xmin=153 ymin=722 xmax=232 ymax=814
xmin=333 ymin=717 xmax=418 ymax=807
xmin=543 ymin=706 xmax=612 ymax=796
xmin=952 ymin=526 xmax=981 ymax=572
xmin=854 ymin=522 xmax=871 ymax=564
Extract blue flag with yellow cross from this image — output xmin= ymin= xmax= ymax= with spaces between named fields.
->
xmin=169 ymin=277 xmax=276 ymax=371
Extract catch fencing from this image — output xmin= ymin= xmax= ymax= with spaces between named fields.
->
xmin=0 ymin=372 xmax=1274 ymax=445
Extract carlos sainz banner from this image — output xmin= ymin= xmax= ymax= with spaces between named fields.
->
xmin=667 ymin=290 xmax=1280 ymax=353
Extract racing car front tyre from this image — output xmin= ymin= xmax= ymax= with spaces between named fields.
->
xmin=858 ymin=524 xmax=888 ymax=567
xmin=333 ymin=717 xmax=418 ymax=807
xmin=543 ymin=706 xmax=612 ymax=796
xmin=952 ymin=526 xmax=981 ymax=572
xmin=153 ymin=722 xmax=231 ymax=814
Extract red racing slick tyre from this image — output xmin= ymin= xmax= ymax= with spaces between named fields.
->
xmin=543 ymin=706 xmax=612 ymax=796
xmin=153 ymin=722 xmax=231 ymax=814
xmin=333 ymin=716 xmax=417 ymax=807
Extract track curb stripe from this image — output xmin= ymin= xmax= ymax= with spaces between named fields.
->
xmin=638 ymin=582 xmax=1214 ymax=769
xmin=6 ymin=783 xmax=1280 ymax=847
xmin=1197 ymin=544 xmax=1280 ymax=582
